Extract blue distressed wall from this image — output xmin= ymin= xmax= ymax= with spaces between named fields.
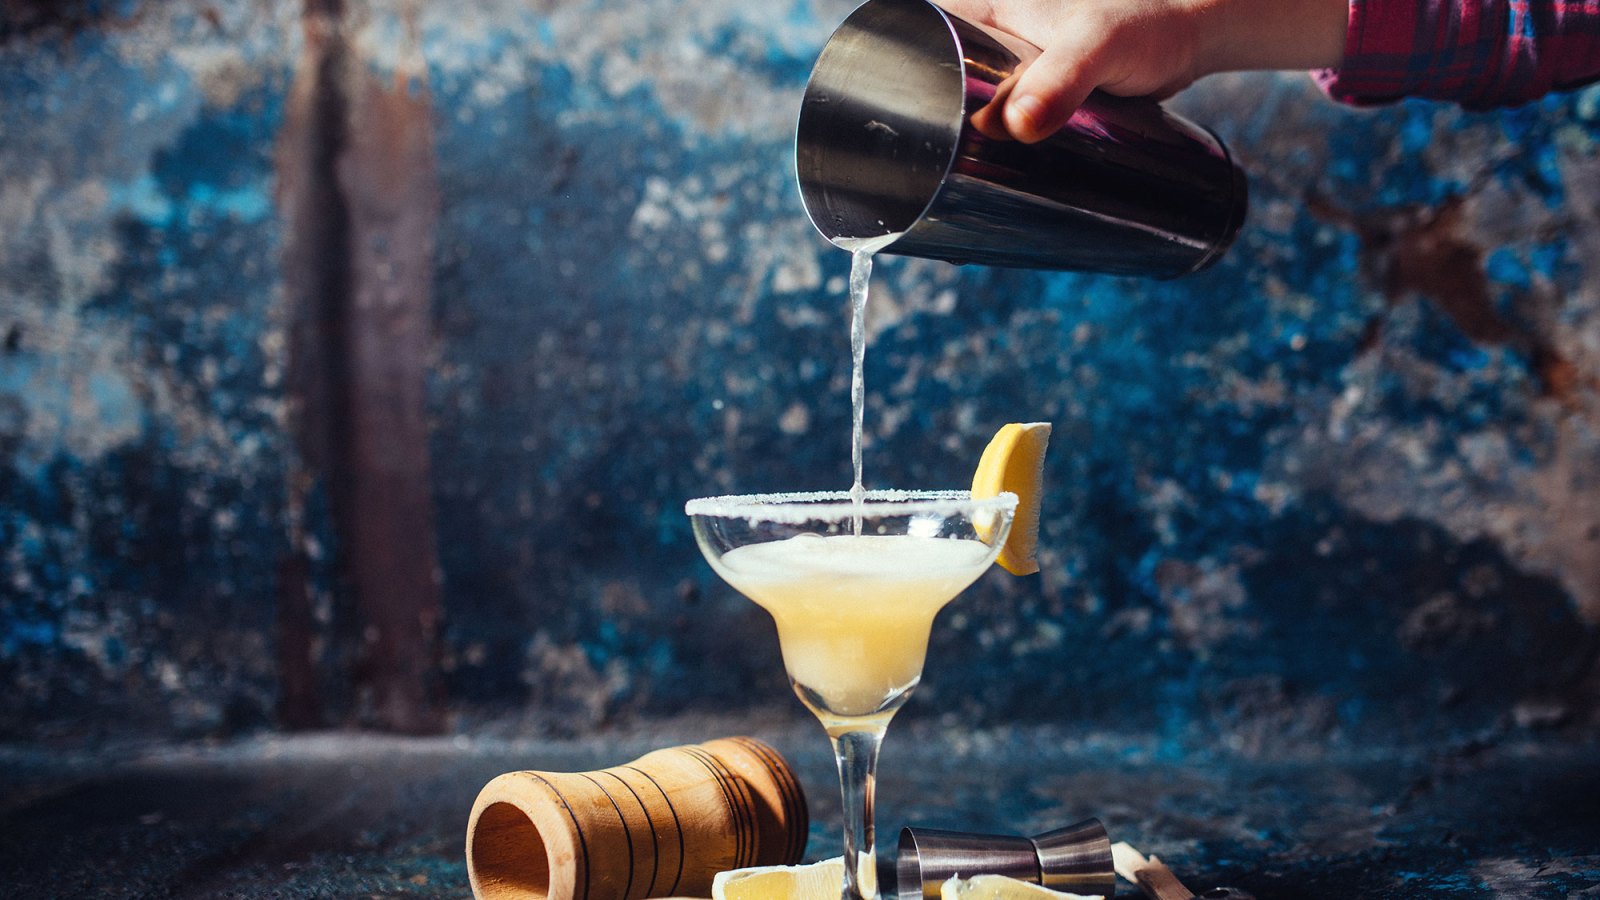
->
xmin=2 ymin=1 xmax=1598 ymax=751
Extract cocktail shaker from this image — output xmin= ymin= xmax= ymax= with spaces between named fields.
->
xmin=796 ymin=0 xmax=1248 ymax=277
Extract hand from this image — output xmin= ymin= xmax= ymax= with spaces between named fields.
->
xmin=936 ymin=0 xmax=1349 ymax=143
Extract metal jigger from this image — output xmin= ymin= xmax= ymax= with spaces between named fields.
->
xmin=896 ymin=819 xmax=1116 ymax=900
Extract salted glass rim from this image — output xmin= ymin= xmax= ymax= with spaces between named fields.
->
xmin=685 ymin=489 xmax=1018 ymax=523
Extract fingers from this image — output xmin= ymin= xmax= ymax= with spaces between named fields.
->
xmin=969 ymin=72 xmax=1020 ymax=140
xmin=928 ymin=0 xmax=1099 ymax=142
xmin=1005 ymin=40 xmax=1102 ymax=143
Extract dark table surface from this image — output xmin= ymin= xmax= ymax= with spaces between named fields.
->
xmin=2 ymin=714 xmax=1597 ymax=899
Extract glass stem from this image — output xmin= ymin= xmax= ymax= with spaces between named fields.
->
xmin=830 ymin=726 xmax=886 ymax=900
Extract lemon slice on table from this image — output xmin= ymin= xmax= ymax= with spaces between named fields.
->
xmin=970 ymin=421 xmax=1053 ymax=576
xmin=942 ymin=874 xmax=1102 ymax=900
xmin=712 ymin=857 xmax=844 ymax=900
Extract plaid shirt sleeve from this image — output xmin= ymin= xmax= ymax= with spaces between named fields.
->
xmin=1315 ymin=0 xmax=1600 ymax=107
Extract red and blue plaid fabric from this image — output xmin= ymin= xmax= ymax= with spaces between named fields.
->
xmin=1316 ymin=0 xmax=1600 ymax=107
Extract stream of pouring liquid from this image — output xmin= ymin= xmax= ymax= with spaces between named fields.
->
xmin=833 ymin=233 xmax=902 ymax=534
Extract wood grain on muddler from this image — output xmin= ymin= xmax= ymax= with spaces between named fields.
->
xmin=466 ymin=737 xmax=808 ymax=900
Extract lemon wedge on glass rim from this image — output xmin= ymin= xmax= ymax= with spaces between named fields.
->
xmin=712 ymin=857 xmax=845 ymax=900
xmin=942 ymin=873 xmax=1103 ymax=900
xmin=970 ymin=422 xmax=1052 ymax=576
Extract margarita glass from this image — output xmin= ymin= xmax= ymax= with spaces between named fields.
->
xmin=686 ymin=489 xmax=1018 ymax=900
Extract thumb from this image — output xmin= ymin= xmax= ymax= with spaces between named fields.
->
xmin=1004 ymin=41 xmax=1103 ymax=143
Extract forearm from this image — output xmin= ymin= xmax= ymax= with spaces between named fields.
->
xmin=1190 ymin=0 xmax=1349 ymax=75
xmin=1316 ymin=0 xmax=1600 ymax=108
xmin=941 ymin=0 xmax=1600 ymax=143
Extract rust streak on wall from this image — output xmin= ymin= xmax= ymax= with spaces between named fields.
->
xmin=275 ymin=0 xmax=444 ymax=734
xmin=1310 ymin=192 xmax=1586 ymax=400
xmin=338 ymin=7 xmax=445 ymax=735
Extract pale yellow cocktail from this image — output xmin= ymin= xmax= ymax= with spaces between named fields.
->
xmin=687 ymin=490 xmax=1016 ymax=900
xmin=710 ymin=533 xmax=993 ymax=725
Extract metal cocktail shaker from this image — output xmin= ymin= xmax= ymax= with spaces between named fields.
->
xmin=796 ymin=0 xmax=1248 ymax=277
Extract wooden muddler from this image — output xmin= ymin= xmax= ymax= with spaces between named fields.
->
xmin=466 ymin=737 xmax=808 ymax=900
